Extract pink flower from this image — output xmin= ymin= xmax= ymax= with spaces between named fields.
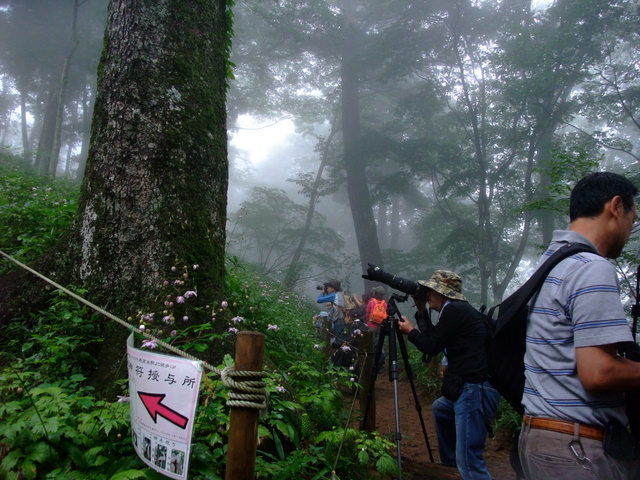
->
xmin=228 ymin=327 xmax=239 ymax=334
xmin=267 ymin=324 xmax=279 ymax=331
xmin=184 ymin=290 xmax=197 ymax=298
xmin=117 ymin=395 xmax=130 ymax=403
xmin=176 ymin=296 xmax=185 ymax=304
xmin=182 ymin=316 xmax=189 ymax=322
xmin=171 ymin=330 xmax=177 ymax=336
xmin=276 ymin=386 xmax=286 ymax=393
xmin=221 ymin=301 xmax=229 ymax=308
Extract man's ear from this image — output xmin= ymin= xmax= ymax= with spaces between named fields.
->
xmin=608 ymin=195 xmax=624 ymax=219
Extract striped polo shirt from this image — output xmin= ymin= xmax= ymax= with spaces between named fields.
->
xmin=522 ymin=230 xmax=633 ymax=428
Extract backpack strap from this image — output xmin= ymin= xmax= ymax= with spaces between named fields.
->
xmin=494 ymin=242 xmax=597 ymax=338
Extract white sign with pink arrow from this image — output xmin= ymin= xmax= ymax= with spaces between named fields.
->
xmin=126 ymin=334 xmax=203 ymax=479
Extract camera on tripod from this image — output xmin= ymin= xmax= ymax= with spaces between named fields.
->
xmin=363 ymin=263 xmax=425 ymax=297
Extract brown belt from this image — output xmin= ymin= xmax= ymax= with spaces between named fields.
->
xmin=523 ymin=414 xmax=605 ymax=441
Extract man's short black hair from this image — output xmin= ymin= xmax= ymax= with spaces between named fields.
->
xmin=570 ymin=172 xmax=638 ymax=222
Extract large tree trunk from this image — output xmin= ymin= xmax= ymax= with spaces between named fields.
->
xmin=0 ymin=0 xmax=230 ymax=393
xmin=341 ymin=0 xmax=384 ymax=290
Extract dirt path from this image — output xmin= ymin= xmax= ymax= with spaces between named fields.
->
xmin=361 ymin=374 xmax=518 ymax=480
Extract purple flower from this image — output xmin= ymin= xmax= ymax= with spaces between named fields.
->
xmin=231 ymin=316 xmax=244 ymax=323
xmin=176 ymin=296 xmax=185 ymax=304
xmin=276 ymin=386 xmax=286 ymax=393
xmin=171 ymin=330 xmax=177 ymax=336
xmin=117 ymin=395 xmax=130 ymax=403
xmin=221 ymin=301 xmax=229 ymax=308
xmin=141 ymin=340 xmax=158 ymax=349
xmin=182 ymin=316 xmax=189 ymax=322
xmin=184 ymin=290 xmax=197 ymax=298
xmin=267 ymin=324 xmax=279 ymax=331
xmin=228 ymin=327 xmax=239 ymax=334
xmin=340 ymin=345 xmax=351 ymax=352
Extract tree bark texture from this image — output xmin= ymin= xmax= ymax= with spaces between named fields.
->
xmin=0 ymin=0 xmax=230 ymax=389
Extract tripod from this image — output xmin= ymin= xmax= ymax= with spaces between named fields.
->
xmin=361 ymin=293 xmax=434 ymax=479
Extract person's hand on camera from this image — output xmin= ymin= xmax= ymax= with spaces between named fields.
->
xmin=411 ymin=294 xmax=428 ymax=312
xmin=397 ymin=316 xmax=415 ymax=335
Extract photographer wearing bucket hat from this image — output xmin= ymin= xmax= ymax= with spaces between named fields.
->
xmin=398 ymin=270 xmax=500 ymax=480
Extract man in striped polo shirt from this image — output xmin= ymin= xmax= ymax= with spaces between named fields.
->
xmin=519 ymin=172 xmax=640 ymax=479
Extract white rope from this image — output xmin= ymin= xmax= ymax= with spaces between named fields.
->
xmin=0 ymin=250 xmax=268 ymax=412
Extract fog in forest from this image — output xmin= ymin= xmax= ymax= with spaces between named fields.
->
xmin=1 ymin=0 xmax=639 ymax=309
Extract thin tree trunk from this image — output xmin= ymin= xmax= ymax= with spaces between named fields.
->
xmin=34 ymin=79 xmax=61 ymax=173
xmin=20 ymin=89 xmax=31 ymax=160
xmin=77 ymin=78 xmax=94 ymax=180
xmin=283 ymin=113 xmax=339 ymax=288
xmin=50 ymin=0 xmax=81 ymax=177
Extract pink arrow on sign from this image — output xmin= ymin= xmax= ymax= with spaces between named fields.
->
xmin=137 ymin=392 xmax=189 ymax=429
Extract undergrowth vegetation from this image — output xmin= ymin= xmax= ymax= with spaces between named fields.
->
xmin=0 ymin=151 xmax=397 ymax=479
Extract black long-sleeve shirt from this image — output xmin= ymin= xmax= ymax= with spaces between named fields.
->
xmin=407 ymin=300 xmax=488 ymax=383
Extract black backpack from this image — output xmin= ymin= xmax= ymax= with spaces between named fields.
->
xmin=481 ymin=242 xmax=597 ymax=414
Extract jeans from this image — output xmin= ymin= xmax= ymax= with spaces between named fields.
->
xmin=432 ymin=381 xmax=501 ymax=480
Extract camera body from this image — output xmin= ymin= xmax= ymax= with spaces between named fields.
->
xmin=316 ymin=285 xmax=324 ymax=291
xmin=363 ymin=263 xmax=424 ymax=297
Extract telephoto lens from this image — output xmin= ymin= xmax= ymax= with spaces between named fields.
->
xmin=362 ymin=263 xmax=423 ymax=296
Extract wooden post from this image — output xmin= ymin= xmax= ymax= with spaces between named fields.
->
xmin=359 ymin=330 xmax=376 ymax=430
xmin=225 ymin=331 xmax=265 ymax=480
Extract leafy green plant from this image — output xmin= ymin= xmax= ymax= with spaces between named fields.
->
xmin=0 ymin=153 xmax=78 ymax=269
xmin=314 ymin=428 xmax=396 ymax=479
xmin=3 ymin=288 xmax=102 ymax=384
xmin=0 ymin=376 xmax=142 ymax=480
xmin=491 ymin=398 xmax=522 ymax=439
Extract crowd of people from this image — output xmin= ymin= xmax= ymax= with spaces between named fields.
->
xmin=314 ymin=172 xmax=640 ymax=480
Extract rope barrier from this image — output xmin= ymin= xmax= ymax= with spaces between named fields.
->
xmin=0 ymin=249 xmax=268 ymax=413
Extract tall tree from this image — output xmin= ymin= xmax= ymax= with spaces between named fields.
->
xmin=0 ymin=0 xmax=231 ymax=389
